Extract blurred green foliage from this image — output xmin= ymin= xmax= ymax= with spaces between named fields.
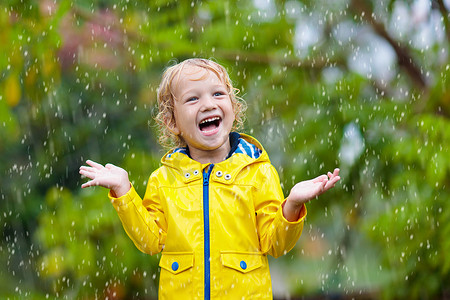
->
xmin=0 ymin=0 xmax=449 ymax=299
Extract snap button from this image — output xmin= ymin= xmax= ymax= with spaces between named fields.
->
xmin=240 ymin=260 xmax=247 ymax=270
xmin=184 ymin=172 xmax=191 ymax=179
xmin=216 ymin=171 xmax=223 ymax=177
xmin=224 ymin=174 xmax=232 ymax=180
xmin=172 ymin=262 xmax=179 ymax=271
xmin=193 ymin=170 xmax=199 ymax=175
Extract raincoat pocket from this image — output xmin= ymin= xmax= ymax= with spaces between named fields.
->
xmin=158 ymin=252 xmax=194 ymax=298
xmin=221 ymin=251 xmax=263 ymax=273
xmin=159 ymin=252 xmax=194 ymax=274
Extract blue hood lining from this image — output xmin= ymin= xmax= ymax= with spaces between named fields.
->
xmin=168 ymin=132 xmax=261 ymax=160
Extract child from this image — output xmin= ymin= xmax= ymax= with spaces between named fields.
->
xmin=79 ymin=58 xmax=340 ymax=299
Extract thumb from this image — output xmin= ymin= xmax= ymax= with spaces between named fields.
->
xmin=321 ymin=178 xmax=328 ymax=190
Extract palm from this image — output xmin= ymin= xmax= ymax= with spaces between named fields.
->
xmin=288 ymin=168 xmax=340 ymax=204
xmin=79 ymin=160 xmax=129 ymax=195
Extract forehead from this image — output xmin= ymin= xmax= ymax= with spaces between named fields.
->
xmin=178 ymin=64 xmax=223 ymax=83
xmin=173 ymin=65 xmax=225 ymax=95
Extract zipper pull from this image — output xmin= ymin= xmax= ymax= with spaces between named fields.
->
xmin=203 ymin=164 xmax=213 ymax=185
xmin=203 ymin=171 xmax=208 ymax=185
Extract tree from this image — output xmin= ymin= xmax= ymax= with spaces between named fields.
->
xmin=1 ymin=0 xmax=448 ymax=298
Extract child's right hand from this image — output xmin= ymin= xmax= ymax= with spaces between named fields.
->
xmin=79 ymin=160 xmax=131 ymax=197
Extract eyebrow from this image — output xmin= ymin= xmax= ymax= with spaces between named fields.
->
xmin=180 ymin=84 xmax=227 ymax=97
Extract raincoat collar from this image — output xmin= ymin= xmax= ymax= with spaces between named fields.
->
xmin=166 ymin=132 xmax=261 ymax=160
xmin=161 ymin=133 xmax=269 ymax=183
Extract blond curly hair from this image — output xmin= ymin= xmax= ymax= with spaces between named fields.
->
xmin=155 ymin=58 xmax=246 ymax=149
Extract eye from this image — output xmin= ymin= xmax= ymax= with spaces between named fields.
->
xmin=213 ymin=91 xmax=225 ymax=97
xmin=186 ymin=96 xmax=198 ymax=102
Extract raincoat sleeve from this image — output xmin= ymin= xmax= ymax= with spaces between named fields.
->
xmin=254 ymin=163 xmax=307 ymax=258
xmin=109 ymin=173 xmax=167 ymax=255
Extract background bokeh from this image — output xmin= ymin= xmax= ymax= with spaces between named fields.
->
xmin=1 ymin=0 xmax=449 ymax=299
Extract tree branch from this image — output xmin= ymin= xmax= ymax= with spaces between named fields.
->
xmin=435 ymin=0 xmax=450 ymax=42
xmin=70 ymin=5 xmax=345 ymax=72
xmin=214 ymin=49 xmax=346 ymax=71
xmin=351 ymin=0 xmax=427 ymax=90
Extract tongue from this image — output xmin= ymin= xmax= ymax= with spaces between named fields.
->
xmin=200 ymin=122 xmax=217 ymax=132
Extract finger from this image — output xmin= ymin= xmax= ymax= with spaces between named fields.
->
xmin=328 ymin=175 xmax=340 ymax=184
xmin=79 ymin=169 xmax=97 ymax=180
xmin=105 ymin=163 xmax=116 ymax=169
xmin=333 ymin=176 xmax=341 ymax=186
xmin=80 ymin=172 xmax=95 ymax=181
xmin=327 ymin=169 xmax=340 ymax=180
xmin=321 ymin=179 xmax=327 ymax=190
xmin=86 ymin=160 xmax=104 ymax=169
xmin=81 ymin=179 xmax=97 ymax=188
xmin=324 ymin=176 xmax=340 ymax=190
xmin=313 ymin=180 xmax=328 ymax=197
xmin=323 ymin=182 xmax=334 ymax=191
xmin=312 ymin=175 xmax=328 ymax=183
xmin=79 ymin=166 xmax=96 ymax=173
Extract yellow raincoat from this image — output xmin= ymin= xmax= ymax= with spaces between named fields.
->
xmin=110 ymin=134 xmax=306 ymax=299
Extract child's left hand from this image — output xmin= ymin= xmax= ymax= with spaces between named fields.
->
xmin=283 ymin=168 xmax=340 ymax=221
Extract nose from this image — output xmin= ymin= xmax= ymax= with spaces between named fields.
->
xmin=200 ymin=94 xmax=217 ymax=111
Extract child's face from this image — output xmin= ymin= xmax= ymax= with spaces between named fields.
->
xmin=171 ymin=65 xmax=235 ymax=161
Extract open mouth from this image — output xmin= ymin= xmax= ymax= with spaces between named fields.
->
xmin=198 ymin=116 xmax=222 ymax=133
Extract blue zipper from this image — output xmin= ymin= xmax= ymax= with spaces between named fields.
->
xmin=203 ymin=164 xmax=213 ymax=300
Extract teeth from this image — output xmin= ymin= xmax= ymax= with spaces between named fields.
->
xmin=199 ymin=117 xmax=220 ymax=124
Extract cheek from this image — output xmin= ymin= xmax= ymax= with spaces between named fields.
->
xmin=173 ymin=106 xmax=184 ymax=123
xmin=229 ymin=103 xmax=237 ymax=121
